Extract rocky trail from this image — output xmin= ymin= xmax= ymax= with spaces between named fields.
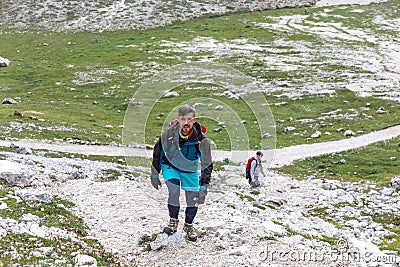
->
xmin=0 ymin=124 xmax=399 ymax=266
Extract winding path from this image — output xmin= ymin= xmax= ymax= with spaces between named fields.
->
xmin=1 ymin=125 xmax=399 ymax=167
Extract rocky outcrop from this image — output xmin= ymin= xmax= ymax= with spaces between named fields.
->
xmin=0 ymin=160 xmax=33 ymax=187
xmin=15 ymin=188 xmax=54 ymax=203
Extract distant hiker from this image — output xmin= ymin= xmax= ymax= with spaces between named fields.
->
xmin=245 ymin=151 xmax=266 ymax=188
xmin=151 ymin=104 xmax=213 ymax=242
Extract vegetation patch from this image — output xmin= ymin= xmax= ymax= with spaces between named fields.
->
xmin=253 ymin=203 xmax=266 ymax=210
xmin=368 ymin=212 xmax=400 ymax=253
xmin=285 ymin=226 xmax=313 ymax=240
xmin=138 ymin=233 xmax=160 ymax=252
xmin=319 ymin=235 xmax=338 ymax=247
xmin=308 ymin=207 xmax=346 ymax=230
xmin=279 ymin=137 xmax=399 ymax=186
xmin=0 ymin=183 xmax=122 ymax=266
xmin=234 ymin=192 xmax=255 ymax=202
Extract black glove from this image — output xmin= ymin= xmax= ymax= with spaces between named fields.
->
xmin=196 ymin=186 xmax=207 ymax=205
xmin=151 ymin=174 xmax=161 ymax=190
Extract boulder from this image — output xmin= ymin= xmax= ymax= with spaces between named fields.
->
xmin=262 ymin=220 xmax=286 ymax=237
xmin=30 ymin=247 xmax=53 ymax=257
xmin=15 ymin=189 xmax=54 ymax=203
xmin=0 ymin=228 xmax=6 ymax=237
xmin=19 ymin=213 xmax=41 ymax=223
xmin=322 ymin=183 xmax=337 ymax=190
xmin=381 ymin=188 xmax=394 ymax=196
xmin=262 ymin=133 xmax=272 ymax=139
xmin=150 ymin=232 xmax=186 ymax=250
xmin=0 ymin=173 xmax=32 ymax=187
xmin=16 ymin=147 xmax=33 ymax=155
xmin=284 ymin=126 xmax=296 ymax=132
xmin=391 ymin=176 xmax=400 ymax=191
xmin=0 ymin=56 xmax=10 ymax=67
xmin=344 ymin=130 xmax=355 ymax=136
xmin=0 ymin=202 xmax=7 ymax=210
xmin=74 ymin=254 xmax=98 ymax=267
xmin=64 ymin=171 xmax=88 ymax=181
xmin=2 ymin=98 xmax=17 ymax=104
xmin=376 ymin=107 xmax=386 ymax=114
xmin=311 ymin=131 xmax=322 ymax=138
xmin=0 ymin=160 xmax=32 ymax=187
xmin=163 ymin=91 xmax=179 ymax=98
xmin=10 ymin=143 xmax=19 ymax=149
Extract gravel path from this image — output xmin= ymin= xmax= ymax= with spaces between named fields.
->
xmin=2 ymin=124 xmax=399 ymax=168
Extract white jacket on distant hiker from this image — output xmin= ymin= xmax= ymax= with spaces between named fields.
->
xmin=250 ymin=157 xmax=265 ymax=180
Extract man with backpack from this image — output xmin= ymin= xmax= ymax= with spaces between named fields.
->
xmin=245 ymin=151 xmax=266 ymax=188
xmin=150 ymin=104 xmax=213 ymax=242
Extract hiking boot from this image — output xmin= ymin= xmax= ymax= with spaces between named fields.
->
xmin=251 ymin=179 xmax=260 ymax=188
xmin=183 ymin=223 xmax=197 ymax=242
xmin=163 ymin=218 xmax=179 ymax=235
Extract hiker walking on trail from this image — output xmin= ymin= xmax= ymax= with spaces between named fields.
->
xmin=246 ymin=151 xmax=266 ymax=188
xmin=150 ymin=104 xmax=213 ymax=242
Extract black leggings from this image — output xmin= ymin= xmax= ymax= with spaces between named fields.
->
xmin=166 ymin=179 xmax=198 ymax=224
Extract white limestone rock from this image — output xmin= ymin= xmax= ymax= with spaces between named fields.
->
xmin=311 ymin=131 xmax=322 ymax=138
xmin=391 ymin=176 xmax=400 ymax=191
xmin=15 ymin=189 xmax=54 ymax=203
xmin=344 ymin=130 xmax=355 ymax=136
xmin=0 ymin=57 xmax=11 ymax=67
xmin=74 ymin=254 xmax=98 ymax=267
xmin=150 ymin=232 xmax=186 ymax=250
xmin=0 ymin=160 xmax=32 ymax=187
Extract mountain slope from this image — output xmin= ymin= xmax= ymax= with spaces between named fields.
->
xmin=0 ymin=0 xmax=315 ymax=32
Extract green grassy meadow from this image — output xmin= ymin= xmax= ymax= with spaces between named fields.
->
xmin=280 ymin=137 xmax=399 ymax=186
xmin=0 ymin=1 xmax=399 ymax=262
xmin=0 ymin=0 xmax=399 ymax=150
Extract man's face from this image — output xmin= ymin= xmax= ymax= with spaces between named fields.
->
xmin=257 ymin=154 xmax=263 ymax=160
xmin=178 ymin=112 xmax=196 ymax=135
